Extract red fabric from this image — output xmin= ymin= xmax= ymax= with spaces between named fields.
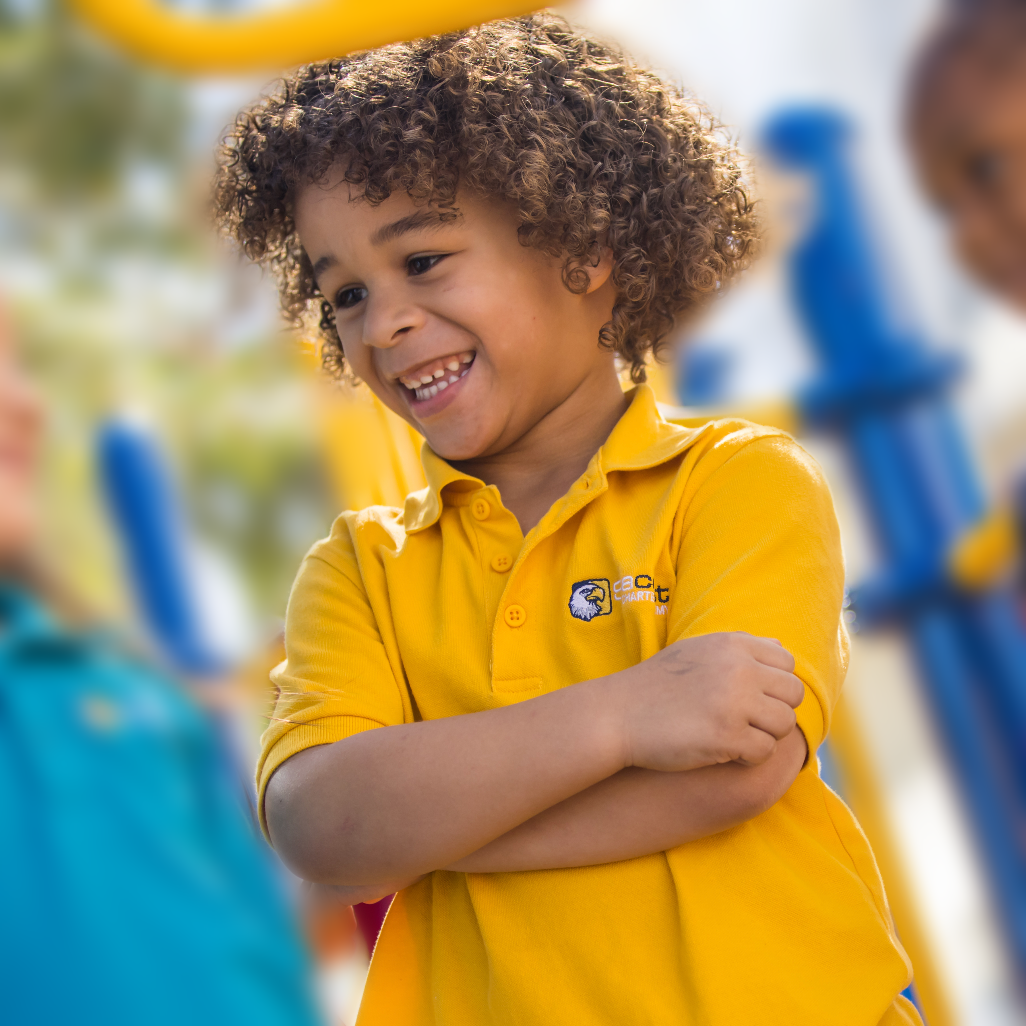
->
xmin=353 ymin=895 xmax=393 ymax=954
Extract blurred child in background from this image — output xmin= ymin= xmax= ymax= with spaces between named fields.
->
xmin=0 ymin=306 xmax=320 ymax=1025
xmin=908 ymin=0 xmax=1026 ymax=308
xmin=908 ymin=0 xmax=1026 ymax=589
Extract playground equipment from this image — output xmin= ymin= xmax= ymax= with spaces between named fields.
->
xmin=98 ymin=418 xmax=228 ymax=678
xmin=67 ymin=0 xmax=541 ymax=74
xmin=764 ymin=108 xmax=1026 ymax=982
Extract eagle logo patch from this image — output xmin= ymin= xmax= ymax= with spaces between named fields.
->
xmin=568 ymin=579 xmax=612 ymax=622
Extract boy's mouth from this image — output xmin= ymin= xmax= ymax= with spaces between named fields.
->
xmin=397 ymin=350 xmax=475 ymax=403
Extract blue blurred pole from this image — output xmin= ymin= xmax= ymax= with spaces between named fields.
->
xmin=97 ymin=417 xmax=226 ymax=677
xmin=764 ymin=108 xmax=1026 ymax=971
xmin=96 ymin=417 xmax=261 ymax=823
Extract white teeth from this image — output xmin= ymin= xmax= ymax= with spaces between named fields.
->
xmin=405 ymin=355 xmax=476 ymax=401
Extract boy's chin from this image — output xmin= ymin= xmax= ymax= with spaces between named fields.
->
xmin=419 ymin=418 xmax=502 ymax=463
xmin=426 ymin=434 xmax=491 ymax=463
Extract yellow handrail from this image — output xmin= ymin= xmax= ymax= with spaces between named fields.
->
xmin=67 ymin=0 xmax=543 ymax=74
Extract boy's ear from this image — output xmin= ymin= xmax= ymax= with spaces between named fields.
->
xmin=582 ymin=245 xmax=615 ymax=294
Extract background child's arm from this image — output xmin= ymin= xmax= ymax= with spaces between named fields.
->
xmin=447 ymin=728 xmax=806 ymax=872
xmin=265 ymin=632 xmax=801 ymax=887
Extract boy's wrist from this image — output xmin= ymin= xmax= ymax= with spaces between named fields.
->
xmin=581 ymin=669 xmax=634 ymax=773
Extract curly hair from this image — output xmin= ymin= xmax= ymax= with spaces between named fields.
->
xmin=214 ymin=12 xmax=758 ymax=383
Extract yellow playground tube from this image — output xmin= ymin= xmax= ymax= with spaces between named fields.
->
xmin=67 ymin=0 xmax=543 ymax=74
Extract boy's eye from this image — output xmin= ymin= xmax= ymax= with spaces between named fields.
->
xmin=408 ymin=254 xmax=446 ymax=276
xmin=336 ymin=286 xmax=368 ymax=309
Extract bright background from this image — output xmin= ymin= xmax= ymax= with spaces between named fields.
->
xmin=3 ymin=1 xmax=1025 ymax=1023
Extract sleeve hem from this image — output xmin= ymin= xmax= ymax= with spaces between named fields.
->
xmin=255 ymin=714 xmax=384 ymax=842
xmin=795 ymin=683 xmax=826 ymax=758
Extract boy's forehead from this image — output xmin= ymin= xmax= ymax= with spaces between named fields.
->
xmin=294 ymin=174 xmax=378 ymax=226
xmin=295 ymin=182 xmax=462 ymax=263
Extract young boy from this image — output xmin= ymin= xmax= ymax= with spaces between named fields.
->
xmin=217 ymin=15 xmax=918 ymax=1024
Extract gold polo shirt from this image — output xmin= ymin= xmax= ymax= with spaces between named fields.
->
xmin=259 ymin=385 xmax=919 ymax=1026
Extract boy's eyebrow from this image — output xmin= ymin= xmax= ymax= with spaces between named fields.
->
xmin=312 ymin=254 xmax=337 ymax=279
xmin=370 ymin=210 xmax=455 ymax=246
xmin=310 ymin=210 xmax=458 ymax=282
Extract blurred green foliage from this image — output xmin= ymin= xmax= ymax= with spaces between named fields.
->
xmin=0 ymin=0 xmax=185 ymax=197
xmin=0 ymin=0 xmax=336 ymax=629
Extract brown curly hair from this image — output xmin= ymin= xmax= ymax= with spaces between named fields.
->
xmin=214 ymin=12 xmax=758 ymax=383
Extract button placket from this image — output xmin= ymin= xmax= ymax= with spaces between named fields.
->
xmin=467 ymin=488 xmax=524 ymax=638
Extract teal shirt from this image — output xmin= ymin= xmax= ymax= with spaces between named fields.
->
xmin=0 ymin=584 xmax=319 ymax=1025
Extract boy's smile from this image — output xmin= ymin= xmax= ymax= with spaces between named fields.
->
xmin=294 ymin=176 xmax=626 ymax=484
xmin=400 ymin=348 xmax=476 ymax=404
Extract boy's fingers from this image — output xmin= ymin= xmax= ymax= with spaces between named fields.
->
xmin=761 ymin=668 xmax=806 ymax=709
xmin=734 ymin=725 xmax=777 ymax=766
xmin=749 ymin=694 xmax=798 ymax=740
xmin=743 ymin=634 xmax=796 ymax=673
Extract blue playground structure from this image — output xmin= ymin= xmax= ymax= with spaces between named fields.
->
xmin=98 ymin=418 xmax=228 ymax=678
xmin=764 ymin=108 xmax=1026 ymax=974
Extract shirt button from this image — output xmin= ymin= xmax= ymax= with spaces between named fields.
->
xmin=471 ymin=498 xmax=491 ymax=521
xmin=490 ymin=553 xmax=513 ymax=572
xmin=503 ymin=604 xmax=527 ymax=628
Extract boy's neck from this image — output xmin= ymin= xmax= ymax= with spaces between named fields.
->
xmin=450 ymin=366 xmax=630 ymax=535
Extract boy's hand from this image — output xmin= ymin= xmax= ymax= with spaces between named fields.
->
xmin=612 ymin=633 xmax=805 ymax=772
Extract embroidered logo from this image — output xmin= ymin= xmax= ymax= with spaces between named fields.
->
xmin=568 ymin=579 xmax=612 ymax=622
xmin=613 ymin=574 xmax=670 ymax=615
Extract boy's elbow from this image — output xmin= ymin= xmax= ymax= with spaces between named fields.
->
xmin=264 ymin=749 xmax=356 ymax=885
xmin=740 ymin=728 xmax=808 ymax=820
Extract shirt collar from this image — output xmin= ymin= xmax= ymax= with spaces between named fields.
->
xmin=403 ymin=383 xmax=711 ymax=533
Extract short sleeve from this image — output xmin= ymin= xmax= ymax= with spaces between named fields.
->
xmin=256 ymin=525 xmax=407 ymax=837
xmin=667 ymin=433 xmax=849 ymax=753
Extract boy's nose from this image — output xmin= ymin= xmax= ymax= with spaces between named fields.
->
xmin=362 ymin=295 xmax=426 ymax=349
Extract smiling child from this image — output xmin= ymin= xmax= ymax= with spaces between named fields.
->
xmin=216 ymin=15 xmax=919 ymax=1025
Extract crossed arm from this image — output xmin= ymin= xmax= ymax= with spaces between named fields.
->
xmin=265 ymin=633 xmax=809 ymax=903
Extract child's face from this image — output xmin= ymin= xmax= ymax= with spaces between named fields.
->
xmin=294 ymin=175 xmax=617 ymax=461
xmin=911 ymin=51 xmax=1026 ymax=308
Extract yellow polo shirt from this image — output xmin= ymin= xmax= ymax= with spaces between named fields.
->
xmin=259 ymin=385 xmax=920 ymax=1026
